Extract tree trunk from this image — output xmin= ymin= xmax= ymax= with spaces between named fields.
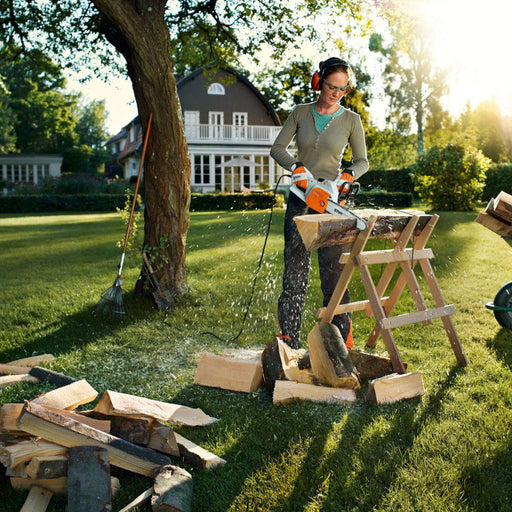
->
xmin=92 ymin=0 xmax=190 ymax=297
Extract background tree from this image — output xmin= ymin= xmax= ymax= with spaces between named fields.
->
xmin=0 ymin=0 xmax=366 ymax=297
xmin=369 ymin=14 xmax=447 ymax=155
xmin=0 ymin=76 xmax=15 ymax=153
xmin=0 ymin=46 xmax=109 ymax=172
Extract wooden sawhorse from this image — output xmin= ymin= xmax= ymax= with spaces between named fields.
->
xmin=310 ymin=213 xmax=468 ymax=373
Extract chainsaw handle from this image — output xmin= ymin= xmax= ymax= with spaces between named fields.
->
xmin=339 ymin=181 xmax=360 ymax=200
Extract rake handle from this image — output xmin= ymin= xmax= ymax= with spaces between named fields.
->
xmin=119 ymin=112 xmax=153 ymax=269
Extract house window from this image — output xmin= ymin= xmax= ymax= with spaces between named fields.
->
xmin=209 ymin=112 xmax=224 ymax=139
xmin=193 ymin=154 xmax=211 ymax=185
xmin=233 ymin=112 xmax=248 ymax=139
xmin=184 ymin=111 xmax=200 ymax=139
xmin=207 ymin=83 xmax=225 ymax=95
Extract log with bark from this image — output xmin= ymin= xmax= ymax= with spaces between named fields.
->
xmin=294 ymin=210 xmax=432 ymax=250
xmin=152 ymin=465 xmax=193 ymax=512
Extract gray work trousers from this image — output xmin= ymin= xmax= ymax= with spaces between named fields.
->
xmin=278 ymin=192 xmax=351 ymax=348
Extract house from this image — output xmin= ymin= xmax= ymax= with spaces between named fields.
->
xmin=0 ymin=154 xmax=62 ymax=186
xmin=106 ymin=67 xmax=289 ymax=191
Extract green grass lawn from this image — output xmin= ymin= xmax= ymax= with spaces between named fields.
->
xmin=1 ymin=208 xmax=512 ymax=511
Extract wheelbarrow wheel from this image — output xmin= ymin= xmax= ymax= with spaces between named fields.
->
xmin=493 ymin=281 xmax=512 ymax=329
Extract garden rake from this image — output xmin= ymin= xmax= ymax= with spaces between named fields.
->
xmin=95 ymin=113 xmax=153 ymax=315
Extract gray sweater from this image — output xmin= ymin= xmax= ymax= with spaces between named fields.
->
xmin=270 ymin=103 xmax=369 ymax=180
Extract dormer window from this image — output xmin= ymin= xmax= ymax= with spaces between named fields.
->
xmin=207 ymin=83 xmax=225 ymax=95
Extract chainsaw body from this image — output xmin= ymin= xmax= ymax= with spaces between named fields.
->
xmin=289 ymin=166 xmax=367 ymax=231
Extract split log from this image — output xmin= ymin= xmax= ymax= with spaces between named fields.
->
xmin=0 ymin=363 xmax=36 ymax=375
xmin=194 ymin=352 xmax=264 ymax=393
xmin=294 ymin=210 xmax=431 ymax=250
xmin=0 ymin=403 xmax=24 ymax=432
xmin=0 ymin=438 xmax=67 ymax=468
xmin=5 ymin=462 xmax=30 ymax=477
xmin=6 ymin=354 xmax=55 ymax=367
xmin=28 ymin=367 xmax=77 ymax=387
xmin=93 ymin=390 xmax=218 ymax=426
xmin=82 ymin=411 xmax=151 ymax=444
xmin=0 ymin=374 xmax=38 ymax=387
xmin=31 ymin=379 xmax=98 ymax=410
xmin=485 ymin=191 xmax=512 ymax=224
xmin=26 ymin=455 xmax=68 ymax=480
xmin=307 ymin=323 xmax=360 ymax=389
xmin=277 ymin=340 xmax=315 ymax=385
xmin=261 ymin=338 xmax=286 ymax=394
xmin=19 ymin=485 xmax=53 ymax=512
xmin=147 ymin=421 xmax=180 ymax=457
xmin=11 ymin=476 xmax=120 ymax=496
xmin=348 ymin=350 xmax=405 ymax=381
xmin=17 ymin=401 xmax=171 ymax=477
xmin=476 ymin=211 xmax=512 ymax=238
xmin=152 ymin=464 xmax=193 ymax=512
xmin=67 ymin=446 xmax=111 ymax=512
xmin=174 ymin=432 xmax=226 ymax=470
xmin=367 ymin=372 xmax=425 ymax=404
xmin=118 ymin=488 xmax=153 ymax=512
xmin=11 ymin=477 xmax=68 ymax=494
xmin=273 ymin=380 xmax=357 ymax=405
xmin=39 ymin=406 xmax=111 ymax=433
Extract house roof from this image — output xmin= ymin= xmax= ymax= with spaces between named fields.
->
xmin=177 ymin=66 xmax=281 ymax=125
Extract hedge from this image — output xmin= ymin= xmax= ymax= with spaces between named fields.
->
xmin=0 ymin=193 xmax=127 ymax=213
xmin=482 ymin=164 xmax=512 ymax=200
xmin=0 ymin=192 xmax=284 ymax=214
xmin=358 ymin=169 xmax=414 ymax=195
xmin=190 ymin=192 xmax=284 ymax=211
xmin=353 ymin=191 xmax=412 ymax=208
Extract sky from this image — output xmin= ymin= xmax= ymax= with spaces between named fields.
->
xmin=65 ymin=0 xmax=512 ymax=135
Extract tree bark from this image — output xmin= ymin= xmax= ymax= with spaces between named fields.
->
xmin=92 ymin=0 xmax=190 ymax=296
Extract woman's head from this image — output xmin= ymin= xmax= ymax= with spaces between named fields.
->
xmin=312 ymin=57 xmax=356 ymax=92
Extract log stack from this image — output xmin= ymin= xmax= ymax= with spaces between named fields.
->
xmin=476 ymin=191 xmax=512 ymax=238
xmin=0 ymin=355 xmax=225 ymax=512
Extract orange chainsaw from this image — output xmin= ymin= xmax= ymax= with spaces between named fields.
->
xmin=289 ymin=163 xmax=367 ymax=231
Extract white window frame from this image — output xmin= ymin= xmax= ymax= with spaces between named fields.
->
xmin=207 ymin=83 xmax=225 ymax=95
xmin=209 ymin=111 xmax=224 ymax=139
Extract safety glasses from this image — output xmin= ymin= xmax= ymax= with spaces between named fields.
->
xmin=323 ymin=79 xmax=350 ymax=92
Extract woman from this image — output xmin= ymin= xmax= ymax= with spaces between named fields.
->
xmin=270 ymin=57 xmax=369 ymax=349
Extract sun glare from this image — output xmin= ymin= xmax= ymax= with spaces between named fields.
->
xmin=412 ymin=0 xmax=512 ymax=116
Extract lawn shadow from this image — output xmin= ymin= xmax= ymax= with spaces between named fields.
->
xmin=486 ymin=327 xmax=512 ymax=368
xmin=278 ymin=365 xmax=464 ymax=512
xmin=0 ymin=293 xmax=153 ymax=369
xmin=460 ymin=435 xmax=512 ymax=511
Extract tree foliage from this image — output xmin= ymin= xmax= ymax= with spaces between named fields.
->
xmin=0 ymin=45 xmax=109 ymax=172
xmin=411 ymin=143 xmax=490 ymax=211
xmin=369 ymin=11 xmax=447 ymax=155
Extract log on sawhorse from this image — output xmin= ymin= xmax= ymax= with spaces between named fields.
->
xmin=296 ymin=211 xmax=468 ymax=374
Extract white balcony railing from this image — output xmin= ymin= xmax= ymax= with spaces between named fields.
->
xmin=184 ymin=124 xmax=281 ymax=145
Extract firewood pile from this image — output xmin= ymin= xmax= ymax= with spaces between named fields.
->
xmin=195 ymin=342 xmax=425 ymax=406
xmin=0 ymin=354 xmax=225 ymax=512
xmin=476 ymin=190 xmax=512 ymax=238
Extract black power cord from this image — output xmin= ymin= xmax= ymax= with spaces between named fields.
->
xmin=201 ymin=174 xmax=289 ymax=343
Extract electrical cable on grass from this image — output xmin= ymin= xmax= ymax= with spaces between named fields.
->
xmin=199 ymin=174 xmax=290 ymax=343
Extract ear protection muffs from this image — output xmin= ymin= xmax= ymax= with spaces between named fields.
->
xmin=311 ymin=57 xmax=352 ymax=91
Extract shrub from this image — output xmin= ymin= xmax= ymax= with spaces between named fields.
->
xmin=411 ymin=144 xmax=491 ymax=211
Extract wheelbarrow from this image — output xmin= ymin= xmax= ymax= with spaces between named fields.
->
xmin=485 ymin=238 xmax=512 ymax=329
